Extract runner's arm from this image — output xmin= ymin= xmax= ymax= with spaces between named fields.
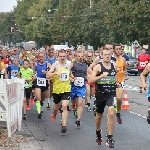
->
xmin=140 ymin=63 xmax=150 ymax=86
xmin=87 ymin=56 xmax=100 ymax=74
xmin=46 ymin=63 xmax=56 ymax=79
xmin=88 ymin=64 xmax=102 ymax=84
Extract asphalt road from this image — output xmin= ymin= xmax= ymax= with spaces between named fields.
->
xmin=21 ymin=76 xmax=150 ymax=150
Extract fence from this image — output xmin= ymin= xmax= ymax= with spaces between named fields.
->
xmin=0 ymin=78 xmax=24 ymax=142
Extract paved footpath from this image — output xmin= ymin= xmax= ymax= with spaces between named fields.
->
xmin=1 ymin=77 xmax=150 ymax=150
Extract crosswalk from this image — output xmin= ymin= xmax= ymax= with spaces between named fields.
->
xmin=123 ymin=85 xmax=139 ymax=91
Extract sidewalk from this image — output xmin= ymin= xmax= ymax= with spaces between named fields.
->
xmin=0 ymin=121 xmax=41 ymax=150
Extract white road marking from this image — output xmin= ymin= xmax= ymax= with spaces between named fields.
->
xmin=123 ymin=85 xmax=139 ymax=91
xmin=129 ymin=110 xmax=147 ymax=119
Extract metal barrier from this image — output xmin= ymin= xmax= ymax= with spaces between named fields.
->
xmin=0 ymin=78 xmax=24 ymax=142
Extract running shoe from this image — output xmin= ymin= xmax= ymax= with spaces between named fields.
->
xmin=26 ymin=104 xmax=30 ymax=110
xmin=75 ymin=120 xmax=80 ymax=127
xmin=46 ymin=102 xmax=51 ymax=108
xmin=106 ymin=138 xmax=114 ymax=148
xmin=116 ymin=113 xmax=122 ymax=124
xmin=61 ymin=126 xmax=67 ymax=133
xmin=23 ymin=114 xmax=27 ymax=120
xmin=87 ymin=106 xmax=91 ymax=112
xmin=96 ymin=134 xmax=102 ymax=145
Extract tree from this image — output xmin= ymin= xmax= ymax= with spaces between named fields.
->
xmin=108 ymin=0 xmax=150 ymax=45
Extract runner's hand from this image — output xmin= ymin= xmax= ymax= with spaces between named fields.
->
xmin=42 ymin=70 xmax=47 ymax=74
xmin=56 ymin=72 xmax=62 ymax=77
xmin=102 ymin=72 xmax=109 ymax=78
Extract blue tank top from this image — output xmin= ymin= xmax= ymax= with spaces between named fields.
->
xmin=46 ymin=56 xmax=56 ymax=65
xmin=7 ymin=64 xmax=20 ymax=79
xmin=148 ymin=75 xmax=150 ymax=97
xmin=36 ymin=62 xmax=47 ymax=78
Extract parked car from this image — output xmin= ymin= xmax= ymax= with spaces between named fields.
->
xmin=126 ymin=57 xmax=138 ymax=75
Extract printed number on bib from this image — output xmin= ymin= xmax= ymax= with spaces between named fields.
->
xmin=113 ymin=97 xmax=117 ymax=107
xmin=140 ymin=62 xmax=146 ymax=67
xmin=74 ymin=77 xmax=84 ymax=87
xmin=25 ymin=81 xmax=30 ymax=87
xmin=37 ymin=77 xmax=46 ymax=87
xmin=59 ymin=72 xmax=69 ymax=81
xmin=11 ymin=70 xmax=18 ymax=77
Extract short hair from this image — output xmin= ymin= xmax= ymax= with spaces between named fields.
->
xmin=104 ymin=42 xmax=114 ymax=47
xmin=113 ymin=43 xmax=121 ymax=49
xmin=101 ymin=48 xmax=111 ymax=55
xmin=23 ymin=59 xmax=29 ymax=64
xmin=58 ymin=49 xmax=66 ymax=56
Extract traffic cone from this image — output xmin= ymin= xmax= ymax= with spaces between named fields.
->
xmin=121 ymin=91 xmax=130 ymax=110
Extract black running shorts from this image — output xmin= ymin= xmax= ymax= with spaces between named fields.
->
xmin=52 ymin=92 xmax=71 ymax=104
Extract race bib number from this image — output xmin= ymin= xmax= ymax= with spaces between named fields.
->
xmin=113 ymin=97 xmax=117 ymax=107
xmin=37 ymin=78 xmax=46 ymax=87
xmin=74 ymin=77 xmax=84 ymax=87
xmin=140 ymin=62 xmax=146 ymax=67
xmin=59 ymin=72 xmax=69 ymax=81
xmin=25 ymin=81 xmax=30 ymax=87
xmin=11 ymin=70 xmax=18 ymax=77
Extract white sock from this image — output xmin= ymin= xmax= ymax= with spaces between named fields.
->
xmin=47 ymin=98 xmax=50 ymax=103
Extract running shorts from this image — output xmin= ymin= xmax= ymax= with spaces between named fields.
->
xmin=33 ymin=79 xmax=49 ymax=92
xmin=71 ymin=84 xmax=86 ymax=100
xmin=53 ymin=92 xmax=71 ymax=104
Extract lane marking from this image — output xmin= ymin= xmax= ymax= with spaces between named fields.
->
xmin=129 ymin=110 xmax=147 ymax=119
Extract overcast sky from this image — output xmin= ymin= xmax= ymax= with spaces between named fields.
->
xmin=0 ymin=0 xmax=17 ymax=12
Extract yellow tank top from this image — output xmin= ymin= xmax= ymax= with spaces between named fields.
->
xmin=116 ymin=57 xmax=125 ymax=83
xmin=52 ymin=63 xmax=71 ymax=94
xmin=1 ymin=61 xmax=4 ymax=69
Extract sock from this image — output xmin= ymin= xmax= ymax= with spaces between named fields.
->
xmin=96 ymin=130 xmax=101 ymax=135
xmin=36 ymin=101 xmax=41 ymax=114
xmin=40 ymin=101 xmax=44 ymax=106
xmin=47 ymin=98 xmax=50 ymax=103
xmin=107 ymin=135 xmax=113 ymax=139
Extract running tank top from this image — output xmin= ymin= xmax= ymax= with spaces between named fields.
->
xmin=96 ymin=62 xmax=116 ymax=94
xmin=52 ymin=62 xmax=71 ymax=94
xmin=36 ymin=62 xmax=47 ymax=78
xmin=116 ymin=56 xmax=125 ymax=83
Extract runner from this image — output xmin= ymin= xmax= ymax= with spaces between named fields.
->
xmin=33 ymin=52 xmax=51 ymax=119
xmin=140 ymin=63 xmax=150 ymax=124
xmin=6 ymin=58 xmax=20 ymax=79
xmin=71 ymin=50 xmax=87 ymax=127
xmin=88 ymin=47 xmax=118 ymax=148
xmin=113 ymin=43 xmax=126 ymax=124
xmin=46 ymin=49 xmax=72 ymax=133
xmin=18 ymin=59 xmax=34 ymax=120
xmin=134 ymin=48 xmax=149 ymax=93
xmin=85 ymin=52 xmax=93 ymax=111
xmin=45 ymin=47 xmax=57 ymax=108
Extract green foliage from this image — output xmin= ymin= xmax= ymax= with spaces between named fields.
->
xmin=0 ymin=0 xmax=150 ymax=48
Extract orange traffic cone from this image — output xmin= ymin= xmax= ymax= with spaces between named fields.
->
xmin=121 ymin=91 xmax=130 ymax=110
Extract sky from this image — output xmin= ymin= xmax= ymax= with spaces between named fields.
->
xmin=0 ymin=0 xmax=17 ymax=12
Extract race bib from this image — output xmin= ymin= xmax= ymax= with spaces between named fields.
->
xmin=37 ymin=78 xmax=46 ymax=87
xmin=59 ymin=72 xmax=69 ymax=81
xmin=25 ymin=81 xmax=30 ymax=87
xmin=113 ymin=97 xmax=117 ymax=107
xmin=1 ymin=69 xmax=5 ymax=74
xmin=140 ymin=62 xmax=146 ymax=67
xmin=5 ymin=64 xmax=8 ymax=68
xmin=74 ymin=77 xmax=84 ymax=87
xmin=11 ymin=70 xmax=18 ymax=77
